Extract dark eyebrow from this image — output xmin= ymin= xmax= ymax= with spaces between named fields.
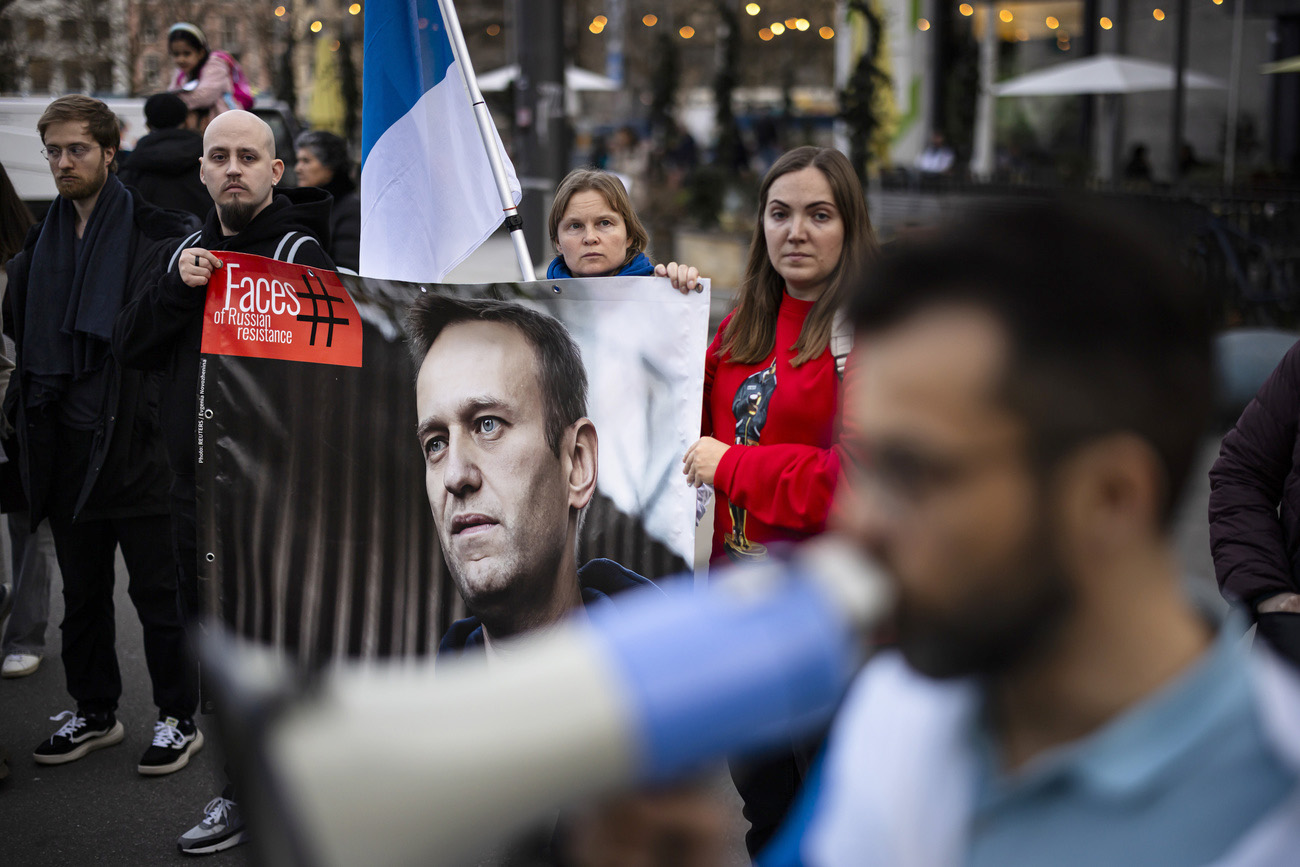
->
xmin=459 ymin=396 xmax=509 ymax=415
xmin=415 ymin=415 xmax=441 ymax=442
xmin=415 ymin=396 xmax=509 ymax=440
xmin=566 ymin=211 xmax=617 ymax=222
xmin=768 ymin=197 xmax=837 ymax=210
xmin=205 ymin=146 xmax=262 ymax=158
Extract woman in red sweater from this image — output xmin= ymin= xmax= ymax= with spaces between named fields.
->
xmin=683 ymin=146 xmax=877 ymax=857
xmin=685 ymin=146 xmax=877 ymax=565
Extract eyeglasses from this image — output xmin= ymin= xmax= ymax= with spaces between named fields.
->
xmin=842 ymin=437 xmax=1025 ymax=515
xmin=41 ymin=143 xmax=100 ymax=162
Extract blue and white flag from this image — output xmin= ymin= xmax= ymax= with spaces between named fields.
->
xmin=361 ymin=0 xmax=521 ymax=281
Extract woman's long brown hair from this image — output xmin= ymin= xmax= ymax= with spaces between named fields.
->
xmin=721 ymin=147 xmax=877 ymax=366
xmin=0 ymin=162 xmax=35 ymax=262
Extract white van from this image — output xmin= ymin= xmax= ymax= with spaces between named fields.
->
xmin=1 ymin=96 xmax=302 ymax=212
xmin=0 ymin=96 xmax=148 ymax=207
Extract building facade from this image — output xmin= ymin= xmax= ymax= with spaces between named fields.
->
xmin=0 ymin=0 xmax=128 ymax=95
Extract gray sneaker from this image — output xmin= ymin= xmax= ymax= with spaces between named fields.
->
xmin=177 ymin=796 xmax=247 ymax=855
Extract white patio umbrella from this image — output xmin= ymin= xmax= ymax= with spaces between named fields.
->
xmin=1260 ymin=55 xmax=1300 ymax=75
xmin=993 ymin=53 xmax=1226 ymax=184
xmin=475 ymin=65 xmax=619 ymax=116
xmin=993 ymin=53 xmax=1225 ymax=96
xmin=475 ymin=65 xmax=620 ymax=93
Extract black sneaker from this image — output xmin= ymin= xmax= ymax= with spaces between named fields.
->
xmin=177 ymin=796 xmax=247 ymax=855
xmin=138 ymin=715 xmax=203 ymax=776
xmin=33 ymin=710 xmax=124 ymax=765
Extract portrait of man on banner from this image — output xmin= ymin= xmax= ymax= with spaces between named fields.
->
xmin=409 ymin=294 xmax=665 ymax=655
xmin=395 ymin=275 xmax=711 ymax=609
xmin=195 ymin=263 xmax=709 ymax=664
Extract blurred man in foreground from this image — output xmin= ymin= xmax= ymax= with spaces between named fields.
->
xmin=753 ymin=201 xmax=1300 ymax=866
xmin=574 ymin=201 xmax=1300 ymax=866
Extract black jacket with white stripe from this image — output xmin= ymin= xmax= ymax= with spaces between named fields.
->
xmin=113 ymin=186 xmax=335 ymax=478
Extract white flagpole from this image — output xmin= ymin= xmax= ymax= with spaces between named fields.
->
xmin=436 ymin=0 xmax=536 ymax=281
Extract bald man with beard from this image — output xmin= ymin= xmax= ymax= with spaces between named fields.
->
xmin=114 ymin=109 xmax=336 ymax=856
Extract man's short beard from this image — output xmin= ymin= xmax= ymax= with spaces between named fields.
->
xmin=57 ymin=162 xmax=107 ymax=202
xmin=218 ymin=198 xmax=260 ymax=234
xmin=59 ymin=176 xmax=103 ymax=202
xmin=897 ymin=516 xmax=1075 ymax=681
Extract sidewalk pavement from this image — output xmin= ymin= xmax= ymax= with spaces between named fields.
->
xmin=0 ymin=553 xmax=247 ymax=866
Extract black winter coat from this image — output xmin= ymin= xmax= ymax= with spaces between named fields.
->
xmin=321 ymin=174 xmax=360 ymax=272
xmin=4 ymin=191 xmax=200 ymax=523
xmin=113 ymin=187 xmax=336 ymax=477
xmin=1209 ymin=338 xmax=1300 ymax=605
xmin=118 ymin=129 xmax=211 ymax=220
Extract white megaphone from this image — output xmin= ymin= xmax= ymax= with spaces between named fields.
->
xmin=201 ymin=536 xmax=892 ymax=867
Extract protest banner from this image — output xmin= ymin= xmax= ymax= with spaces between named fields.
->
xmin=196 ymin=252 xmax=709 ymax=663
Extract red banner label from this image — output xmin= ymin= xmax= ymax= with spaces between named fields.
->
xmin=200 ymin=252 xmax=363 ymax=367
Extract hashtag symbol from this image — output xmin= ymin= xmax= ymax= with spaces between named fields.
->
xmin=295 ymin=271 xmax=350 ymax=348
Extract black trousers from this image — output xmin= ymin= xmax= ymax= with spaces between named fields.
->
xmin=47 ymin=427 xmax=196 ymax=719
xmin=730 ymin=731 xmax=825 ymax=858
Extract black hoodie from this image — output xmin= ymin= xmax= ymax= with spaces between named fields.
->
xmin=118 ymin=128 xmax=211 ymax=220
xmin=114 ymin=186 xmax=336 ymax=476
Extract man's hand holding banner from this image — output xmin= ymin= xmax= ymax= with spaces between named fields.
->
xmin=201 ymin=253 xmax=363 ymax=367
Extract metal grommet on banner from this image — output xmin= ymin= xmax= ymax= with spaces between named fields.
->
xmin=205 ymin=553 xmax=215 ymax=562
xmin=204 ymin=409 xmax=214 ymax=419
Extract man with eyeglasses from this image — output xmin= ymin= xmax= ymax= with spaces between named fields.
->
xmin=3 ymin=95 xmax=202 ymax=774
xmin=751 ymin=201 xmax=1300 ymax=866
xmin=572 ymin=201 xmax=1300 ymax=866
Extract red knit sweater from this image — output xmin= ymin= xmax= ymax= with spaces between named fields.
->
xmin=702 ymin=293 xmax=841 ymax=563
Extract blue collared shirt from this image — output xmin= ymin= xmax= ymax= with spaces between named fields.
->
xmin=967 ymin=624 xmax=1296 ymax=867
